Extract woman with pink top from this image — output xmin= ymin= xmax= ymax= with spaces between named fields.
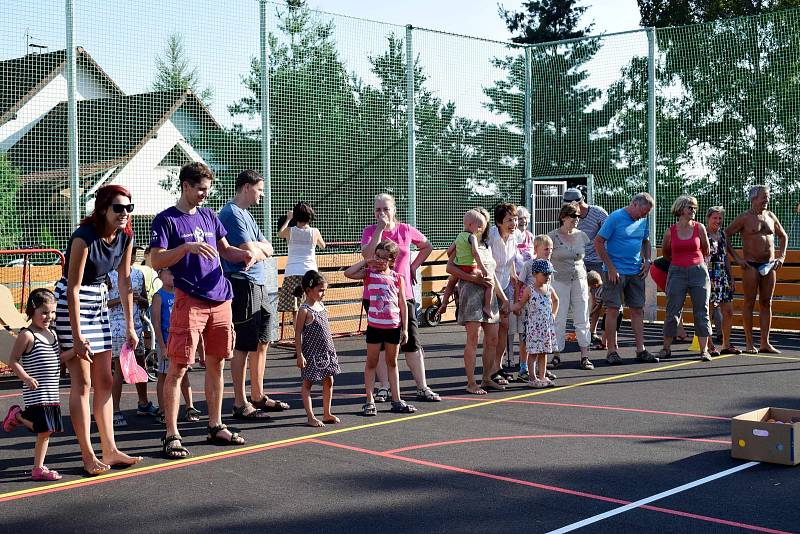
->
xmin=360 ymin=193 xmax=440 ymax=403
xmin=658 ymin=195 xmax=712 ymax=361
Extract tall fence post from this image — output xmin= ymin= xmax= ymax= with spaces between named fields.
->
xmin=646 ymin=27 xmax=658 ymax=321
xmin=405 ymin=24 xmax=416 ymax=226
xmin=259 ymin=0 xmax=272 ymax=240
xmin=524 ymin=46 xmax=533 ymax=227
xmin=66 ymin=0 xmax=79 ymax=228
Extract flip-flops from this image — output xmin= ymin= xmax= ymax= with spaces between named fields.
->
xmin=3 ymin=405 xmax=21 ymax=432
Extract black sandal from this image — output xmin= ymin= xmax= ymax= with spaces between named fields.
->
xmin=252 ymin=396 xmax=289 ymax=412
xmin=162 ymin=434 xmax=189 ymax=459
xmin=232 ymin=402 xmax=271 ymax=420
xmin=206 ymin=424 xmax=246 ymax=446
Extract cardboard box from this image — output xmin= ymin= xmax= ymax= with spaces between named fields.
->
xmin=731 ymin=407 xmax=800 ymax=465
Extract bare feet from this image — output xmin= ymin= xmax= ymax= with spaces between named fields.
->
xmin=306 ymin=418 xmax=325 ymax=428
xmin=466 ymin=384 xmax=487 ymax=395
xmin=322 ymin=415 xmax=340 ymax=424
xmin=480 ymin=379 xmax=506 ymax=391
xmin=760 ymin=344 xmax=781 ymax=354
xmin=83 ymin=457 xmax=111 ymax=476
xmin=103 ymin=450 xmax=143 ymax=468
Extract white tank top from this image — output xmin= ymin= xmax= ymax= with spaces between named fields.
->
xmin=285 ymin=226 xmax=318 ymax=276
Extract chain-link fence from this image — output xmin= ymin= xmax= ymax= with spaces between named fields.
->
xmin=2 ymin=2 xmax=800 ymax=254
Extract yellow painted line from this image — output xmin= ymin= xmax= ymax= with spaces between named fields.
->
xmin=0 ymin=354 xmax=735 ymax=502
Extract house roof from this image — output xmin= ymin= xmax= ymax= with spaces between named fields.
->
xmin=0 ymin=47 xmax=124 ymax=125
xmin=8 ymin=89 xmax=222 ymax=183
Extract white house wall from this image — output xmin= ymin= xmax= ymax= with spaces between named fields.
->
xmin=0 ymin=64 xmax=117 ymax=152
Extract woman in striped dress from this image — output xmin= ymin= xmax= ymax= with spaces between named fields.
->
xmin=55 ymin=184 xmax=143 ymax=475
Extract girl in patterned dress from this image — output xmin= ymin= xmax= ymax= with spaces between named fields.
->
xmin=512 ymin=259 xmax=559 ymax=389
xmin=294 ymin=270 xmax=341 ymax=427
xmin=706 ymin=206 xmax=739 ymax=355
xmin=3 ymin=289 xmax=67 ymax=480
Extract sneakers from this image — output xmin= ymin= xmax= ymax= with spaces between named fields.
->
xmin=113 ymin=412 xmax=128 ymax=427
xmin=546 ymin=353 xmax=561 ymax=369
xmin=636 ymin=350 xmax=659 ymax=363
xmin=580 ymin=357 xmax=595 ymax=370
xmin=656 ymin=348 xmax=672 ymax=359
xmin=516 ymin=370 xmax=530 ymax=383
xmin=606 ymin=352 xmax=623 ymax=365
xmin=700 ymin=351 xmax=713 ymax=362
xmin=137 ymin=401 xmax=159 ymax=417
xmin=545 ymin=370 xmax=558 ymax=380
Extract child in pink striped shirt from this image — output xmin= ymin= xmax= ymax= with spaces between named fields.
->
xmin=345 ymin=239 xmax=416 ymax=416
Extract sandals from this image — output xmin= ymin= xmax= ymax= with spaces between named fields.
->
xmin=232 ymin=402 xmax=271 ymax=420
xmin=390 ymin=400 xmax=417 ymax=414
xmin=206 ymin=424 xmax=245 ymax=446
xmin=162 ymin=434 xmax=190 ymax=459
xmin=547 ymin=353 xmax=562 ymax=369
xmin=361 ymin=402 xmax=377 ymax=417
xmin=252 ymin=396 xmax=289 ymax=412
xmin=3 ymin=405 xmax=21 ymax=432
xmin=416 ymin=387 xmax=441 ymax=402
xmin=657 ymin=348 xmax=672 ymax=359
xmin=184 ymin=407 xmax=201 ymax=423
xmin=31 ymin=466 xmax=62 ymax=481
xmin=721 ymin=346 xmax=742 ymax=355
xmin=606 ymin=352 xmax=623 ymax=365
xmin=490 ymin=373 xmax=510 ymax=386
xmin=374 ymin=388 xmax=390 ymax=403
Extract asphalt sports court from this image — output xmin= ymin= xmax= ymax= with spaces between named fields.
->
xmin=1 ymin=322 xmax=799 ymax=533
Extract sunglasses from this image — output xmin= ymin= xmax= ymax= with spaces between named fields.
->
xmin=566 ymin=214 xmax=580 ymax=219
xmin=111 ymin=203 xmax=134 ymax=214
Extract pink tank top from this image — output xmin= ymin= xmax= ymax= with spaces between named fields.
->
xmin=670 ymin=223 xmax=704 ymax=267
xmin=365 ymin=269 xmax=402 ymax=329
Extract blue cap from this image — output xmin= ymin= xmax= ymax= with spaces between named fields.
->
xmin=532 ymin=259 xmax=556 ymax=274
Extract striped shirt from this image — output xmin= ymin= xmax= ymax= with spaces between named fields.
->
xmin=365 ymin=268 xmax=402 ymax=329
xmin=578 ymin=205 xmax=609 ymax=264
xmin=19 ymin=328 xmax=61 ymax=407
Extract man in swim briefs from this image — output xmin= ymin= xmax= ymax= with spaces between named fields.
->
xmin=725 ymin=185 xmax=788 ymax=354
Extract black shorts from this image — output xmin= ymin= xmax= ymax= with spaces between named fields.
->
xmin=22 ymin=405 xmax=63 ymax=434
xmin=362 ymin=298 xmax=420 ymax=353
xmin=365 ymin=325 xmax=402 ymax=345
xmin=228 ymin=275 xmax=274 ymax=352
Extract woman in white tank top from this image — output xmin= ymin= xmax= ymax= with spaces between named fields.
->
xmin=278 ymin=202 xmax=326 ymax=312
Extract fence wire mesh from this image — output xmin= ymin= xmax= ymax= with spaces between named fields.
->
xmin=1 ymin=1 xmax=800 ymax=256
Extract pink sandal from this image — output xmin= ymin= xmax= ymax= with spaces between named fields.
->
xmin=31 ymin=466 xmax=62 ymax=481
xmin=3 ymin=405 xmax=21 ymax=432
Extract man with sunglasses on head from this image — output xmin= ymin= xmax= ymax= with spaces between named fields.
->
xmin=150 ymin=162 xmax=256 ymax=459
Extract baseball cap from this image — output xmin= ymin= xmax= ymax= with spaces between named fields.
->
xmin=563 ymin=188 xmax=583 ymax=202
xmin=532 ymin=259 xmax=556 ymax=274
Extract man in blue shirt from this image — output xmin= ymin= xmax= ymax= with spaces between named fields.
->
xmin=594 ymin=192 xmax=658 ymax=365
xmin=219 ymin=170 xmax=289 ymax=420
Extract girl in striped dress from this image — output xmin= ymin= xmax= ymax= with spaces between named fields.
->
xmin=345 ymin=239 xmax=416 ymax=416
xmin=3 ymin=289 xmax=65 ymax=481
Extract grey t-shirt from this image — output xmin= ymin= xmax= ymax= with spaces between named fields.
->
xmin=548 ymin=229 xmax=590 ymax=282
xmin=578 ymin=205 xmax=608 ymax=264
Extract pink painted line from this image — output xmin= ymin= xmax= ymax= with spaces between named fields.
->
xmin=384 ymin=434 xmax=729 ymax=454
xmin=311 ymin=438 xmax=790 ymax=534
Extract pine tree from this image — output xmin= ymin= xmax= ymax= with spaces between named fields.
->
xmin=152 ymin=33 xmax=213 ymax=104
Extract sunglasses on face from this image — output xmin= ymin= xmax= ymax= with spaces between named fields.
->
xmin=566 ymin=214 xmax=579 ymax=219
xmin=111 ymin=203 xmax=134 ymax=214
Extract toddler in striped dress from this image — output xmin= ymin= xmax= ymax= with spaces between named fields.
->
xmin=345 ymin=239 xmax=416 ymax=416
xmin=3 ymin=289 xmax=68 ymax=481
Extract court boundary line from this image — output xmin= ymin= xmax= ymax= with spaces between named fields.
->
xmin=311 ymin=439 xmax=787 ymax=534
xmin=0 ymin=355 xmax=735 ymax=502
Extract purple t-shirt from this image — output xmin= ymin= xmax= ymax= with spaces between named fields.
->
xmin=150 ymin=206 xmax=232 ymax=302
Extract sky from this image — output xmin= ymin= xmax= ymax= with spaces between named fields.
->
xmin=1 ymin=0 xmax=645 ymax=129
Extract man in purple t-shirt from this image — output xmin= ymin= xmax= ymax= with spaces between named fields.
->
xmin=150 ymin=162 xmax=255 ymax=458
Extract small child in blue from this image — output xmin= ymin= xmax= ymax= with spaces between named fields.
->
xmin=294 ymin=270 xmax=341 ymax=427
xmin=3 ymin=289 xmax=67 ymax=481
xmin=512 ymin=259 xmax=559 ymax=389
xmin=151 ymin=268 xmax=199 ymax=424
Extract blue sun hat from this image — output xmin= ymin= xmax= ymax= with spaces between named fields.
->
xmin=532 ymin=259 xmax=556 ymax=274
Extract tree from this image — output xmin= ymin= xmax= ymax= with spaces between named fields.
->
xmin=152 ymin=33 xmax=213 ymax=104
xmin=0 ymin=155 xmax=21 ymax=249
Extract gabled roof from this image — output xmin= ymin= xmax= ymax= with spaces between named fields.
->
xmin=0 ymin=47 xmax=124 ymax=125
xmin=8 ymin=89 xmax=222 ymax=183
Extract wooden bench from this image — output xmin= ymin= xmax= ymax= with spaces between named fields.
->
xmin=653 ymin=250 xmax=800 ymax=332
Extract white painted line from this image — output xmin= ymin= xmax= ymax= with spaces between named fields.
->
xmin=546 ymin=461 xmax=759 ymax=533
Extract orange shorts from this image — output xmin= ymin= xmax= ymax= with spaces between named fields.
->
xmin=167 ymin=288 xmax=233 ymax=365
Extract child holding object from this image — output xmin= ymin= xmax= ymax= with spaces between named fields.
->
xmin=3 ymin=289 xmax=67 ymax=481
xmin=512 ymin=259 xmax=559 ymax=389
xmin=152 ymin=268 xmax=200 ymax=424
xmin=437 ymin=210 xmax=492 ymax=318
xmin=294 ymin=270 xmax=341 ymax=427
xmin=345 ymin=239 xmax=416 ymax=416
